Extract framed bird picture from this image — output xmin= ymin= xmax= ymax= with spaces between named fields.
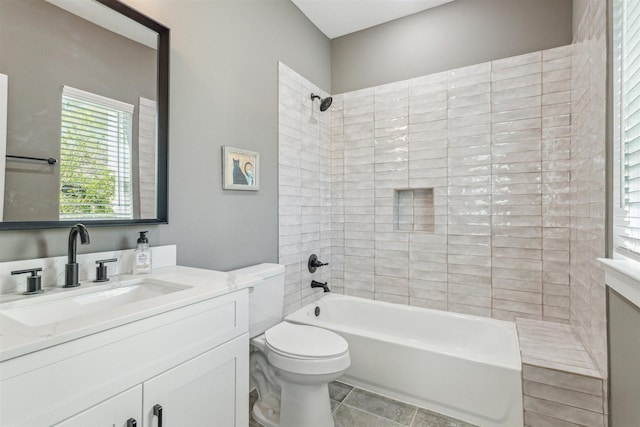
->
xmin=222 ymin=146 xmax=259 ymax=191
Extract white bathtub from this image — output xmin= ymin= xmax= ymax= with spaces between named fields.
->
xmin=285 ymin=294 xmax=523 ymax=427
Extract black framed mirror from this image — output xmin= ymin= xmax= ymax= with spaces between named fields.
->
xmin=0 ymin=0 xmax=169 ymax=230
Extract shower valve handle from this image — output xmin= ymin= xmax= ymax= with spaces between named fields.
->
xmin=308 ymin=254 xmax=329 ymax=273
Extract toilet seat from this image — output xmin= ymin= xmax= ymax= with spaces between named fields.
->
xmin=265 ymin=322 xmax=348 ymax=358
xmin=263 ymin=322 xmax=350 ymax=375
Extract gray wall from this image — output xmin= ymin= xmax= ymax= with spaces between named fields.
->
xmin=0 ymin=0 xmax=331 ymax=270
xmin=331 ymin=0 xmax=573 ymax=94
xmin=0 ymin=0 xmax=573 ymax=271
xmin=608 ymin=289 xmax=640 ymax=426
xmin=0 ymin=0 xmax=156 ymax=221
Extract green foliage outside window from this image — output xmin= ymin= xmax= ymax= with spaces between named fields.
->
xmin=60 ymin=99 xmax=116 ymax=216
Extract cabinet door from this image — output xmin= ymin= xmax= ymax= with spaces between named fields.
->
xmin=54 ymin=385 xmax=142 ymax=427
xmin=143 ymin=334 xmax=249 ymax=427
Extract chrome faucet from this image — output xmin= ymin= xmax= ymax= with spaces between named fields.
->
xmin=64 ymin=224 xmax=90 ymax=288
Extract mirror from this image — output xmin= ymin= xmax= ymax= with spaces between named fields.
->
xmin=0 ymin=0 xmax=168 ymax=229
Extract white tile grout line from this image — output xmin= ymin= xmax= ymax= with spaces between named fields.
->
xmin=339 ymin=383 xmax=420 ymax=427
xmin=338 ymin=382 xmax=354 ymax=407
xmin=253 ymin=382 xmax=469 ymax=426
xmin=408 ymin=407 xmax=419 ymax=427
xmin=338 ymin=403 xmax=407 ymax=427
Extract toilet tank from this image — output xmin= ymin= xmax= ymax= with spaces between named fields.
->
xmin=228 ymin=263 xmax=285 ymax=338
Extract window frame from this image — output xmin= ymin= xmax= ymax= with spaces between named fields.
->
xmin=612 ymin=0 xmax=640 ymax=260
xmin=59 ymin=86 xmax=135 ymax=221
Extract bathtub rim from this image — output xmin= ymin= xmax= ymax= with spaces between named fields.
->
xmin=285 ymin=293 xmax=522 ymax=372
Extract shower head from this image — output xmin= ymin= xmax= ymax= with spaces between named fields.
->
xmin=310 ymin=93 xmax=333 ymax=112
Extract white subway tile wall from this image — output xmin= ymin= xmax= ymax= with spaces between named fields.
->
xmin=408 ymin=72 xmax=449 ymax=311
xmin=517 ymin=319 xmax=605 ymax=427
xmin=278 ymin=63 xmax=332 ymax=314
xmin=523 ymin=365 xmax=605 ymax=427
xmin=331 ymin=94 xmax=345 ymax=296
xmin=491 ymin=51 xmax=543 ymax=322
xmin=326 ymin=47 xmax=574 ymax=323
xmin=138 ymin=97 xmax=157 ymax=219
xmin=570 ymin=0 xmax=607 ymax=381
xmin=447 ymin=63 xmax=493 ymax=317
xmin=541 ymin=46 xmax=573 ymax=324
xmin=374 ymin=82 xmax=410 ymax=304
xmin=278 ymin=8 xmax=607 ymax=382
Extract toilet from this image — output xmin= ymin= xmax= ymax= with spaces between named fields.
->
xmin=230 ymin=264 xmax=350 ymax=427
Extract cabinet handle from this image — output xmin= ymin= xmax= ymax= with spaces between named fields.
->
xmin=153 ymin=404 xmax=163 ymax=427
xmin=126 ymin=418 xmax=137 ymax=427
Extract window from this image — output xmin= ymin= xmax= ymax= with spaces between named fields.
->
xmin=59 ymin=86 xmax=134 ymax=220
xmin=614 ymin=0 xmax=640 ymax=256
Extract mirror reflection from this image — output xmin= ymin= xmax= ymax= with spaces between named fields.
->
xmin=0 ymin=0 xmax=161 ymax=223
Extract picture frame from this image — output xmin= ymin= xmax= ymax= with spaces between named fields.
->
xmin=222 ymin=146 xmax=260 ymax=191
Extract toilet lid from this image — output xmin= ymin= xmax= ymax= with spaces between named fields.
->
xmin=265 ymin=322 xmax=348 ymax=359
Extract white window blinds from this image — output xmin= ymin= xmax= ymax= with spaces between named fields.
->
xmin=60 ymin=86 xmax=134 ymax=220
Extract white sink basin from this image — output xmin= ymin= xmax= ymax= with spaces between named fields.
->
xmin=0 ymin=278 xmax=191 ymax=327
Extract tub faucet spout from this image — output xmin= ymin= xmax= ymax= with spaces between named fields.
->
xmin=311 ymin=280 xmax=330 ymax=293
xmin=64 ymin=223 xmax=90 ymax=288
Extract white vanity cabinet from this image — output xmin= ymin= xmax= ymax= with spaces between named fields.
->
xmin=142 ymin=336 xmax=246 ymax=427
xmin=54 ymin=386 xmax=143 ymax=427
xmin=0 ymin=289 xmax=249 ymax=427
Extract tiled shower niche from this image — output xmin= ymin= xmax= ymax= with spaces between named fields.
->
xmin=394 ymin=189 xmax=435 ymax=233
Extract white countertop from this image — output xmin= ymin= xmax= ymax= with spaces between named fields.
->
xmin=0 ymin=266 xmax=259 ymax=362
xmin=598 ymin=258 xmax=640 ymax=308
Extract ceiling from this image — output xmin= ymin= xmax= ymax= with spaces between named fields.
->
xmin=290 ymin=0 xmax=455 ymax=39
xmin=46 ymin=0 xmax=157 ymax=48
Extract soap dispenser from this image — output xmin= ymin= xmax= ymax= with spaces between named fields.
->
xmin=133 ymin=231 xmax=152 ymax=274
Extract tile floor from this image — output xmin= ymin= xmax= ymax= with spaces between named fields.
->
xmin=249 ymin=381 xmax=477 ymax=427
